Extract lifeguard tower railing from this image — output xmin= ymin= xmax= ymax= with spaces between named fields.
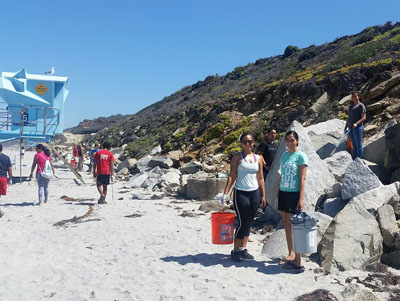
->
xmin=0 ymin=105 xmax=60 ymax=142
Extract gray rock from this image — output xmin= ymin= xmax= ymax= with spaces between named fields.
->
xmin=305 ymin=119 xmax=346 ymax=135
xmin=369 ymin=72 xmax=400 ymax=99
xmin=325 ymin=183 xmax=342 ymax=198
xmin=309 ymin=212 xmax=333 ymax=244
xmin=395 ymin=236 xmax=400 ymax=250
xmin=198 ymin=201 xmax=226 ymax=212
xmin=166 ymin=150 xmax=182 ymax=163
xmin=261 ymin=229 xmax=287 ymax=259
xmin=363 ymin=120 xmax=397 ymax=165
xmin=310 ymin=92 xmax=328 ymax=114
xmin=341 ymin=158 xmax=382 ymax=200
xmin=148 ymin=166 xmax=163 ymax=177
xmin=351 ymin=182 xmax=400 ymax=213
xmin=266 ymin=121 xmax=336 ymax=212
xmin=160 ymin=171 xmax=181 ymax=188
xmin=388 ymin=194 xmax=400 ymax=217
xmin=381 ymin=250 xmax=400 ymax=268
xmin=318 ymin=202 xmax=383 ymax=273
xmin=141 ymin=177 xmax=159 ymax=190
xmin=179 ymin=161 xmax=203 ymax=174
xmin=308 ymin=131 xmax=346 ymax=160
xmin=186 ymin=177 xmax=227 ymax=201
xmin=362 ymin=159 xmax=392 ymax=185
xmin=341 ymin=283 xmax=381 ymax=301
xmin=391 ymin=168 xmax=400 ymax=183
xmin=148 ymin=157 xmax=174 ymax=169
xmin=117 ymin=158 xmax=137 ymax=172
xmin=135 ymin=155 xmax=153 ymax=173
xmin=339 ymin=94 xmax=352 ymax=105
xmin=131 ymin=192 xmax=148 ymax=200
xmin=203 ymin=163 xmax=217 ymax=173
xmin=323 ymin=197 xmax=347 ymax=218
xmin=377 ymin=205 xmax=399 ymax=248
xmin=150 ymin=145 xmax=162 ymax=155
xmin=129 ymin=173 xmax=148 ymax=188
xmin=384 ymin=123 xmax=400 ymax=169
xmin=324 ymin=151 xmax=353 ymax=182
xmin=260 ymin=205 xmax=281 ymax=226
xmin=117 ymin=167 xmax=130 ymax=176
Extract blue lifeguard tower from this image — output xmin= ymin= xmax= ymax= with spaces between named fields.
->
xmin=0 ymin=69 xmax=69 ymax=143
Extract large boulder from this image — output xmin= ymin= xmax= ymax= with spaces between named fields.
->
xmin=135 ymin=155 xmax=153 ymax=173
xmin=129 ymin=173 xmax=149 ymax=188
xmin=117 ymin=158 xmax=137 ymax=172
xmin=341 ymin=283 xmax=381 ymax=301
xmin=310 ymin=92 xmax=328 ymax=114
xmin=148 ymin=157 xmax=174 ymax=169
xmin=391 ymin=168 xmax=400 ymax=183
xmin=384 ymin=123 xmax=400 ymax=169
xmin=266 ymin=121 xmax=336 ymax=212
xmin=341 ymin=158 xmax=382 ymax=200
xmin=318 ymin=202 xmax=383 ymax=273
xmin=363 ymin=120 xmax=397 ymax=165
xmin=323 ymin=197 xmax=347 ymax=218
xmin=308 ymin=131 xmax=346 ymax=160
xmin=324 ymin=151 xmax=353 ymax=182
xmin=305 ymin=119 xmax=346 ymax=135
xmin=362 ymin=159 xmax=392 ymax=185
xmin=179 ymin=161 xmax=203 ymax=174
xmin=351 ymin=182 xmax=400 ymax=213
xmin=377 ymin=205 xmax=399 ymax=248
xmin=381 ymin=250 xmax=400 ymax=268
xmin=186 ymin=177 xmax=227 ymax=201
xmin=369 ymin=72 xmax=400 ymax=99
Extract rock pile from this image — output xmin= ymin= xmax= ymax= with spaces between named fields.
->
xmin=262 ymin=118 xmax=400 ymax=272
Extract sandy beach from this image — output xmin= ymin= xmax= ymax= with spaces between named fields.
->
xmin=0 ymin=150 xmax=397 ymax=301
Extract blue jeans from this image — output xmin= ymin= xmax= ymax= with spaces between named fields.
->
xmin=36 ymin=173 xmax=50 ymax=204
xmin=349 ymin=125 xmax=364 ymax=159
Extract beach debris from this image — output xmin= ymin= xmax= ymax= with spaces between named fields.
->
xmin=0 ymin=209 xmax=3 ymax=218
xmin=125 ymin=212 xmax=144 ymax=218
xmin=295 ymin=289 xmax=338 ymax=301
xmin=60 ymin=195 xmax=95 ymax=203
xmin=53 ymin=205 xmax=94 ymax=227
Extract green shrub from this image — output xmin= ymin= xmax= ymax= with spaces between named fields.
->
xmin=283 ymin=45 xmax=299 ymax=58
xmin=338 ymin=113 xmax=348 ymax=120
xmin=163 ymin=142 xmax=173 ymax=152
xmin=174 ymin=132 xmax=183 ymax=139
xmin=223 ymin=127 xmax=249 ymax=146
xmin=202 ymin=123 xmax=225 ymax=144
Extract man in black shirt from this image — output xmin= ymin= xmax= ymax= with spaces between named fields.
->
xmin=256 ymin=128 xmax=278 ymax=180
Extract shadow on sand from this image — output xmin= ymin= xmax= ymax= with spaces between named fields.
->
xmin=161 ymin=253 xmax=298 ymax=275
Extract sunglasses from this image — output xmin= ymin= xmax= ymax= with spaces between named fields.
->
xmin=242 ymin=140 xmax=253 ymax=144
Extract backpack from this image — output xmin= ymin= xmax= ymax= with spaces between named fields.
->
xmin=41 ymin=158 xmax=53 ymax=179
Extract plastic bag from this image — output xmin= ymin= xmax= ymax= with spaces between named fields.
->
xmin=41 ymin=159 xmax=53 ymax=179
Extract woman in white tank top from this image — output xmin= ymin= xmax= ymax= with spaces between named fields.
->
xmin=222 ymin=133 xmax=266 ymax=262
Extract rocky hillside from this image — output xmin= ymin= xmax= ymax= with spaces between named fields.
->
xmin=68 ymin=21 xmax=400 ymax=160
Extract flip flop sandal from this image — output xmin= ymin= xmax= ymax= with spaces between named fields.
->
xmin=278 ymin=258 xmax=294 ymax=265
xmin=282 ymin=261 xmax=305 ymax=273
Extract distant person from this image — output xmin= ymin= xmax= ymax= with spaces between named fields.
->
xmin=221 ymin=133 xmax=266 ymax=262
xmin=0 ymin=143 xmax=13 ymax=199
xmin=278 ymin=131 xmax=308 ymax=273
xmin=93 ymin=141 xmax=114 ymax=204
xmin=345 ymin=91 xmax=366 ymax=159
xmin=88 ymin=142 xmax=101 ymax=172
xmin=29 ymin=144 xmax=55 ymax=205
xmin=73 ymin=144 xmax=84 ymax=170
xmin=256 ymin=127 xmax=278 ymax=180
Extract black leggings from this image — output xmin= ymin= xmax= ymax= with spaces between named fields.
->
xmin=233 ymin=189 xmax=261 ymax=239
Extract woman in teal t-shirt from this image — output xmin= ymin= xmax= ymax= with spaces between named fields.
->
xmin=278 ymin=131 xmax=308 ymax=272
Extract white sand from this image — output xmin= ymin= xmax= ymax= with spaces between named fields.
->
xmin=0 ymin=150 xmax=397 ymax=300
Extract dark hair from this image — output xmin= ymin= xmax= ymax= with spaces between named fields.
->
xmin=267 ymin=127 xmax=276 ymax=133
xmin=102 ymin=141 xmax=111 ymax=149
xmin=37 ymin=144 xmax=51 ymax=157
xmin=239 ymin=132 xmax=253 ymax=142
xmin=0 ymin=143 xmax=3 ymax=151
xmin=351 ymin=91 xmax=363 ymax=103
xmin=285 ymin=130 xmax=299 ymax=146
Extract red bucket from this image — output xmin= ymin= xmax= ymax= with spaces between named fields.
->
xmin=70 ymin=158 xmax=76 ymax=167
xmin=211 ymin=212 xmax=235 ymax=244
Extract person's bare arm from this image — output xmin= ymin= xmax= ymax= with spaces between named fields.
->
xmin=29 ymin=157 xmax=37 ymax=178
xmin=223 ymin=154 xmax=239 ymax=195
xmin=257 ymin=156 xmax=266 ymax=207
xmin=7 ymin=167 xmax=12 ymax=185
xmin=353 ymin=113 xmax=366 ymax=128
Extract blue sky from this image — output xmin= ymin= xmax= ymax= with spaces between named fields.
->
xmin=0 ymin=0 xmax=399 ymax=128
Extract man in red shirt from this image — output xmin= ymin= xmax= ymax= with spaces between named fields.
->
xmin=93 ymin=141 xmax=114 ymax=204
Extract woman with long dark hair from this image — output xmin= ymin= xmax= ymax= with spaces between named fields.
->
xmin=278 ymin=131 xmax=308 ymax=272
xmin=222 ymin=133 xmax=266 ymax=262
xmin=29 ymin=144 xmax=55 ymax=205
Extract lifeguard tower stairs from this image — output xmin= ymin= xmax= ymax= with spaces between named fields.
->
xmin=0 ymin=69 xmax=69 ymax=143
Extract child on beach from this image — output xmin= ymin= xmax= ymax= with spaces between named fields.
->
xmin=93 ymin=141 xmax=114 ymax=204
xmin=221 ymin=133 xmax=266 ymax=262
xmin=278 ymin=131 xmax=308 ymax=273
xmin=29 ymin=144 xmax=55 ymax=205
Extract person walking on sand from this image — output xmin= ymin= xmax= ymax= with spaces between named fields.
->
xmin=221 ymin=133 xmax=266 ymax=262
xmin=88 ymin=142 xmax=101 ymax=172
xmin=29 ymin=144 xmax=55 ymax=205
xmin=0 ymin=143 xmax=13 ymax=202
xmin=73 ymin=144 xmax=84 ymax=170
xmin=278 ymin=131 xmax=308 ymax=273
xmin=256 ymin=127 xmax=278 ymax=181
xmin=93 ymin=141 xmax=114 ymax=204
xmin=345 ymin=91 xmax=366 ymax=159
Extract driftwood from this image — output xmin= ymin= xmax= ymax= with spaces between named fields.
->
xmin=53 ymin=205 xmax=94 ymax=227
